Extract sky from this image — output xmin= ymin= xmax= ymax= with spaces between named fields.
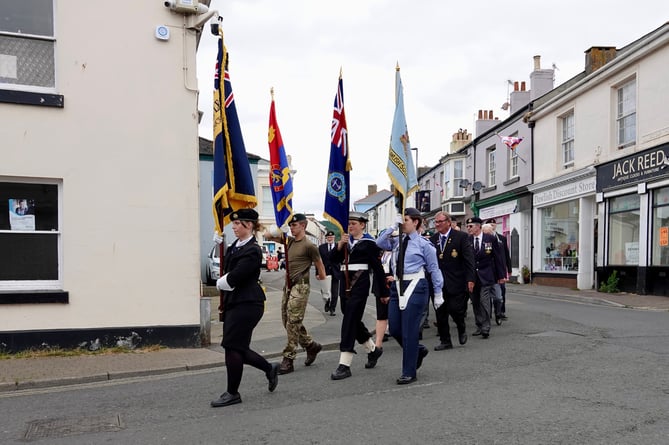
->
xmin=195 ymin=0 xmax=667 ymax=218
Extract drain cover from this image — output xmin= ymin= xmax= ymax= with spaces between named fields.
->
xmin=23 ymin=414 xmax=124 ymax=441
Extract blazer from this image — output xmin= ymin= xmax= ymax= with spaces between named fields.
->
xmin=494 ymin=232 xmax=512 ymax=275
xmin=470 ymin=232 xmax=507 ymax=286
xmin=430 ymin=229 xmax=475 ymax=296
xmin=318 ymin=242 xmax=341 ymax=278
xmin=222 ymin=238 xmax=266 ymax=307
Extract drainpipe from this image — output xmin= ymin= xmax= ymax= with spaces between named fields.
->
xmin=528 ymin=113 xmax=535 ymax=282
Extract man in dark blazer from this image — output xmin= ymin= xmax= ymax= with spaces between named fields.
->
xmin=466 ymin=216 xmax=507 ymax=339
xmin=486 ymin=218 xmax=512 ymax=321
xmin=429 ymin=212 xmax=475 ymax=350
xmin=319 ymin=230 xmax=341 ymax=316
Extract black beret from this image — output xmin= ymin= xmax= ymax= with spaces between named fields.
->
xmin=466 ymin=216 xmax=483 ymax=225
xmin=348 ymin=211 xmax=368 ymax=222
xmin=326 ymin=230 xmax=335 ymax=236
xmin=485 ymin=218 xmax=497 ymax=224
xmin=231 ymin=208 xmax=258 ymax=222
xmin=404 ymin=207 xmax=421 ymax=217
xmin=289 ymin=213 xmax=307 ymax=223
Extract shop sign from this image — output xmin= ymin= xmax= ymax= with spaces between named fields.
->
xmin=597 ymin=143 xmax=669 ymax=191
xmin=479 ymin=200 xmax=517 ymax=220
xmin=533 ymin=177 xmax=596 ymax=206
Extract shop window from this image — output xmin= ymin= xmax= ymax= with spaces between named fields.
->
xmin=651 ymin=187 xmax=669 ymax=266
xmin=0 ymin=180 xmax=60 ymax=287
xmin=541 ymin=200 xmax=579 ymax=272
xmin=607 ymin=194 xmax=640 ymax=265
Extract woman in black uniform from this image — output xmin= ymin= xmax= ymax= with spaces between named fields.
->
xmin=211 ymin=208 xmax=279 ymax=408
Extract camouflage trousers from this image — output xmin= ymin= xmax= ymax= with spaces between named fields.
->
xmin=281 ymin=282 xmax=313 ymax=360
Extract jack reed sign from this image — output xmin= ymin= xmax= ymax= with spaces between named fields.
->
xmin=596 ymin=143 xmax=669 ymax=192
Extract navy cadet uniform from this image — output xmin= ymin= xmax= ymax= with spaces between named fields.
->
xmin=467 ymin=216 xmax=506 ymax=338
xmin=329 ymin=212 xmax=388 ymax=379
xmin=211 ymin=208 xmax=278 ymax=408
xmin=376 ymin=208 xmax=443 ymax=384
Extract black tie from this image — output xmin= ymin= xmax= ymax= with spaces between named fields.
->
xmin=474 ymin=237 xmax=480 ymax=252
xmin=397 ymin=235 xmax=409 ymax=280
xmin=440 ymin=235 xmax=446 ymax=250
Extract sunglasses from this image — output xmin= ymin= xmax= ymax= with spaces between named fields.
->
xmin=434 ymin=219 xmax=448 ymax=223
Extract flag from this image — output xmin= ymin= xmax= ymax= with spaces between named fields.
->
xmin=212 ymin=31 xmax=257 ymax=234
xmin=323 ymin=73 xmax=351 ymax=235
xmin=386 ymin=65 xmax=418 ymax=212
xmin=268 ymin=92 xmax=294 ymax=227
xmin=497 ymin=133 xmax=527 ymax=164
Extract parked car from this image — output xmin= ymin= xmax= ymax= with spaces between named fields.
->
xmin=205 ymin=244 xmax=221 ymax=286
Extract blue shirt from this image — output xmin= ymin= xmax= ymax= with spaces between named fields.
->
xmin=376 ymin=228 xmax=443 ymax=294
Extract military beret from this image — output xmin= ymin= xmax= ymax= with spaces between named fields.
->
xmin=289 ymin=213 xmax=307 ymax=223
xmin=326 ymin=230 xmax=335 ymax=236
xmin=466 ymin=216 xmax=483 ymax=225
xmin=404 ymin=207 xmax=421 ymax=218
xmin=231 ymin=208 xmax=258 ymax=222
xmin=485 ymin=218 xmax=497 ymax=224
xmin=348 ymin=211 xmax=368 ymax=222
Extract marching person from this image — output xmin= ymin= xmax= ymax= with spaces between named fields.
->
xmin=328 ymin=212 xmax=388 ymax=380
xmin=485 ymin=218 xmax=512 ymax=321
xmin=318 ymin=230 xmax=341 ymax=316
xmin=376 ymin=208 xmax=443 ymax=385
xmin=268 ymin=213 xmax=327 ymax=375
xmin=429 ymin=211 xmax=475 ymax=351
xmin=370 ymin=249 xmax=393 ymax=357
xmin=211 ymin=208 xmax=279 ymax=408
xmin=465 ymin=217 xmax=506 ymax=339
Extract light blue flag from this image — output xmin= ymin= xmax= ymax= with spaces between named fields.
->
xmin=386 ymin=66 xmax=417 ymax=212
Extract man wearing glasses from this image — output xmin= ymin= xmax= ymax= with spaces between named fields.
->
xmin=429 ymin=212 xmax=476 ymax=350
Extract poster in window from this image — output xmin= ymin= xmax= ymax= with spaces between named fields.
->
xmin=8 ymin=198 xmax=36 ymax=230
xmin=416 ymin=190 xmax=431 ymax=212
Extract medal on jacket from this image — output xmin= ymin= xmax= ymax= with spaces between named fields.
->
xmin=451 ymin=249 xmax=458 ymax=258
xmin=438 ymin=233 xmax=449 ymax=259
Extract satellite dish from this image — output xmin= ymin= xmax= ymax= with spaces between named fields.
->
xmin=472 ymin=181 xmax=483 ymax=192
xmin=459 ymin=179 xmax=471 ymax=189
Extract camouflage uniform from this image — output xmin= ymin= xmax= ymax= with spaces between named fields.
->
xmin=281 ymin=278 xmax=313 ymax=359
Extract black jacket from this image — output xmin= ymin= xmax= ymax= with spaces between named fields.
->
xmin=430 ymin=229 xmax=475 ymax=296
xmin=222 ymin=238 xmax=265 ymax=307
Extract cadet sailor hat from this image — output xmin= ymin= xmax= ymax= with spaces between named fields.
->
xmin=231 ymin=208 xmax=259 ymax=221
xmin=349 ymin=212 xmax=368 ymax=222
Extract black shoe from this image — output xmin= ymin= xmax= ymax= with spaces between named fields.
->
xmin=330 ymin=310 xmax=336 ymax=316
xmin=382 ymin=334 xmax=389 ymax=342
xmin=422 ymin=320 xmax=430 ymax=329
xmin=396 ymin=375 xmax=417 ymax=385
xmin=324 ymin=300 xmax=330 ymax=312
xmin=416 ymin=346 xmax=428 ymax=370
xmin=500 ymin=314 xmax=508 ymax=320
xmin=481 ymin=332 xmax=489 ymax=339
xmin=458 ymin=332 xmax=468 ymax=345
xmin=267 ymin=362 xmax=279 ymax=392
xmin=495 ymin=315 xmax=502 ymax=326
xmin=472 ymin=329 xmax=482 ymax=336
xmin=330 ymin=364 xmax=352 ymax=380
xmin=210 ymin=392 xmax=242 ymax=408
xmin=365 ymin=347 xmax=383 ymax=369
xmin=434 ymin=343 xmax=453 ymax=351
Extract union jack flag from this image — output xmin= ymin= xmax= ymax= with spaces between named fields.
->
xmin=323 ymin=73 xmax=351 ymax=235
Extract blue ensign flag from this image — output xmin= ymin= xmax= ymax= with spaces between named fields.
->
xmin=212 ymin=31 xmax=257 ymax=234
xmin=323 ymin=73 xmax=351 ymax=235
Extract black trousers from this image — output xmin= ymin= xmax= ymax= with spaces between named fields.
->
xmin=338 ymin=291 xmax=372 ymax=352
xmin=435 ymin=292 xmax=467 ymax=345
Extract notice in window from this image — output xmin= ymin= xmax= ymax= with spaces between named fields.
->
xmin=8 ymin=198 xmax=36 ymax=230
xmin=660 ymin=227 xmax=669 ymax=247
xmin=625 ymin=241 xmax=639 ymax=265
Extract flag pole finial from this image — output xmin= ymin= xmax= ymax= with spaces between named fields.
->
xmin=270 ymin=87 xmax=274 ymax=100
xmin=396 ymin=61 xmax=400 ymax=71
xmin=339 ymin=66 xmax=343 ymax=78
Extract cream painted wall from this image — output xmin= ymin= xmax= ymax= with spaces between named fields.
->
xmin=1 ymin=2 xmax=203 ymax=330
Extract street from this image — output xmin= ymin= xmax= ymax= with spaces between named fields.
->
xmin=1 ymin=274 xmax=668 ymax=444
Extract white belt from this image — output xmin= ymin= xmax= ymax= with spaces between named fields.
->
xmin=396 ymin=270 xmax=425 ymax=281
xmin=341 ymin=264 xmax=368 ymax=271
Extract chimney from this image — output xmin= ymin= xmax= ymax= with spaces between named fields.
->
xmin=367 ymin=184 xmax=377 ymax=196
xmin=450 ymin=128 xmax=471 ymax=153
xmin=514 ymin=81 xmax=519 ymax=91
xmin=584 ymin=46 xmax=617 ymax=75
xmin=530 ymin=54 xmax=555 ymax=100
xmin=520 ymin=81 xmax=526 ymax=91
xmin=476 ymin=109 xmax=498 ymax=136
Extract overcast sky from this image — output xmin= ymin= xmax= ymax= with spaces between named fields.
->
xmin=196 ymin=0 xmax=667 ymax=218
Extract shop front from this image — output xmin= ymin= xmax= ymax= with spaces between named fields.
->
xmin=530 ymin=169 xmax=597 ymax=289
xmin=596 ymin=143 xmax=669 ymax=295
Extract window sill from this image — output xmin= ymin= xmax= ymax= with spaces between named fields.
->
xmin=0 ymin=89 xmax=64 ymax=107
xmin=503 ymin=176 xmax=520 ymax=186
xmin=482 ymin=185 xmax=497 ymax=193
xmin=0 ymin=290 xmax=68 ymax=304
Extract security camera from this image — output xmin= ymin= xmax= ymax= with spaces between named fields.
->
xmin=164 ymin=0 xmax=207 ymax=15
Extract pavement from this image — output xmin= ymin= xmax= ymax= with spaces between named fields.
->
xmin=1 ymin=278 xmax=668 ymax=393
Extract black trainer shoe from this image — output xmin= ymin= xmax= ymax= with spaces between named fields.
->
xmin=365 ymin=347 xmax=383 ymax=369
xmin=330 ymin=364 xmax=352 ymax=380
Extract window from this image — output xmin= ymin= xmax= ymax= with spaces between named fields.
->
xmin=438 ymin=171 xmax=444 ymax=201
xmin=0 ymin=1 xmax=55 ymax=91
xmin=509 ymin=146 xmax=519 ymax=178
xmin=616 ymin=79 xmax=636 ymax=149
xmin=453 ymin=160 xmax=464 ymax=198
xmin=488 ymin=148 xmax=496 ymax=187
xmin=0 ymin=179 xmax=60 ymax=288
xmin=443 ymin=165 xmax=451 ymax=198
xmin=651 ymin=187 xmax=669 ymax=266
xmin=261 ymin=186 xmax=274 ymax=219
xmin=562 ymin=112 xmax=574 ymax=167
xmin=540 ymin=200 xmax=579 ymax=272
xmin=607 ymin=194 xmax=640 ymax=265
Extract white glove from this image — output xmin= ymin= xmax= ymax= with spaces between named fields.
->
xmin=216 ymin=274 xmax=234 ymax=291
xmin=433 ymin=292 xmax=444 ymax=310
xmin=213 ymin=232 xmax=224 ymax=245
xmin=267 ymin=224 xmax=283 ymax=238
xmin=389 ymin=214 xmax=404 ymax=232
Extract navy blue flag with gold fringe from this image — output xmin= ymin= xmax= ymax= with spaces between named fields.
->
xmin=212 ymin=30 xmax=256 ymax=234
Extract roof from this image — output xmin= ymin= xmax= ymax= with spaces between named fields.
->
xmin=353 ymin=189 xmax=393 ymax=205
xmin=198 ymin=136 xmax=261 ymax=161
